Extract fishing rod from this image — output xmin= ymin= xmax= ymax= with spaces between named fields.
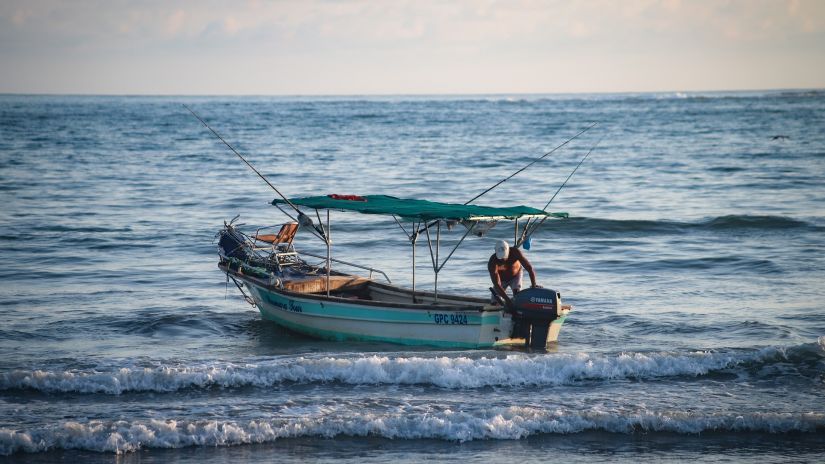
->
xmin=412 ymin=122 xmax=598 ymax=239
xmin=465 ymin=121 xmax=597 ymax=205
xmin=184 ymin=104 xmax=326 ymax=240
xmin=517 ymin=135 xmax=604 ymax=247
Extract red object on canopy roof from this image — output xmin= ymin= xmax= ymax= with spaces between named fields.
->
xmin=327 ymin=194 xmax=367 ymax=202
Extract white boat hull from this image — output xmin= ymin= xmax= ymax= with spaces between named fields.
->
xmin=237 ymin=274 xmax=568 ymax=349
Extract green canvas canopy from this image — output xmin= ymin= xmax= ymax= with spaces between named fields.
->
xmin=272 ymin=195 xmax=568 ymax=222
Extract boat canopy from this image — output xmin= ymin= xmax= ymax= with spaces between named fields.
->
xmin=272 ymin=195 xmax=568 ymax=221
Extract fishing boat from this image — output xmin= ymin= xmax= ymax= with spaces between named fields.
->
xmin=187 ymin=105 xmax=593 ymax=349
xmin=217 ymin=194 xmax=572 ymax=349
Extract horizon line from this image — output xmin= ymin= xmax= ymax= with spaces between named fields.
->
xmin=1 ymin=86 xmax=823 ymax=99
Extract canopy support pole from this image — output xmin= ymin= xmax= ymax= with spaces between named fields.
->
xmin=326 ymin=209 xmax=331 ymax=297
xmin=435 ymin=221 xmax=440 ymax=302
xmin=423 ymin=222 xmax=438 ymax=303
xmin=514 ymin=220 xmax=518 ymax=245
xmin=435 ymin=221 xmax=476 ymax=274
xmin=517 ymin=218 xmax=532 ymax=247
xmin=412 ymin=222 xmax=418 ymax=302
xmin=421 ymin=220 xmax=478 ymax=304
xmin=391 ymin=215 xmax=419 ymax=303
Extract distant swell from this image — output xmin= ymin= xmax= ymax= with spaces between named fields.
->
xmin=703 ymin=215 xmax=812 ymax=230
xmin=2 ymin=340 xmax=821 ymax=395
xmin=2 ymin=409 xmax=823 ymax=455
xmin=548 ymin=215 xmax=815 ymax=237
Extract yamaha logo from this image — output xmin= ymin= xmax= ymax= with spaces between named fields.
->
xmin=530 ymin=297 xmax=555 ymax=304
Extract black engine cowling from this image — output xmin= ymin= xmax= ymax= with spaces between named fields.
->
xmin=510 ymin=287 xmax=561 ymax=348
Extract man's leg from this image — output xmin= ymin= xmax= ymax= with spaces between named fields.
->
xmin=510 ymin=269 xmax=524 ymax=295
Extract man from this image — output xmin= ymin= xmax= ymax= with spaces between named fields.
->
xmin=488 ymin=239 xmax=539 ymax=309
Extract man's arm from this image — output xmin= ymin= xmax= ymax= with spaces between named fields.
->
xmin=488 ymin=257 xmax=512 ymax=305
xmin=514 ymin=248 xmax=538 ymax=287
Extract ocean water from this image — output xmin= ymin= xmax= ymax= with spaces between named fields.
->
xmin=1 ymin=91 xmax=824 ymax=462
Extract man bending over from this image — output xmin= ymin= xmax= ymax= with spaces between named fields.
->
xmin=488 ymin=239 xmax=539 ymax=308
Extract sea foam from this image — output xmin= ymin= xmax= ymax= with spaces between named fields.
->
xmin=2 ymin=408 xmax=823 ymax=455
xmin=2 ymin=341 xmax=819 ymax=395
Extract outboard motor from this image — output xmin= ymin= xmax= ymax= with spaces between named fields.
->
xmin=510 ymin=287 xmax=562 ymax=349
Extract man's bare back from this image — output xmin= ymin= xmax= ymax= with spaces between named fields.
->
xmin=488 ymin=240 xmax=537 ymax=307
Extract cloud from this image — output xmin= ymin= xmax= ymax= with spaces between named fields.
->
xmin=5 ymin=1 xmax=823 ymax=48
xmin=0 ymin=0 xmax=823 ymax=94
xmin=165 ymin=9 xmax=186 ymax=36
xmin=11 ymin=8 xmax=32 ymax=25
xmin=223 ymin=16 xmax=240 ymax=35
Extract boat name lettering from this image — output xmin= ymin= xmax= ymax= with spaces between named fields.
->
xmin=433 ymin=313 xmax=468 ymax=325
xmin=288 ymin=301 xmax=303 ymax=313
xmin=270 ymin=298 xmax=303 ymax=313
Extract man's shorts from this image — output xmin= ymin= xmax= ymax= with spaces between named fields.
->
xmin=491 ymin=268 xmax=523 ymax=303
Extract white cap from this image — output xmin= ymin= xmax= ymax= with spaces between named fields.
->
xmin=495 ymin=240 xmax=509 ymax=260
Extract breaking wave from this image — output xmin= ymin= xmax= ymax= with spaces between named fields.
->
xmin=3 ymin=340 xmax=821 ymax=395
xmin=2 ymin=408 xmax=823 ymax=455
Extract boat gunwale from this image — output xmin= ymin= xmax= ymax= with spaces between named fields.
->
xmin=219 ymin=263 xmax=498 ymax=312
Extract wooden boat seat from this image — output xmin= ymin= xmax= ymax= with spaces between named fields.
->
xmin=283 ymin=275 xmax=369 ymax=294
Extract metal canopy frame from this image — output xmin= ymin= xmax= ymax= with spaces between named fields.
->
xmin=294 ymin=208 xmax=556 ymax=304
xmin=393 ymin=216 xmax=477 ymax=303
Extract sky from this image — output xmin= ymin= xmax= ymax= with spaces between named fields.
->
xmin=1 ymin=0 xmax=824 ymax=95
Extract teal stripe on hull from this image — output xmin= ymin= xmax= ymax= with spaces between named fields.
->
xmin=244 ymin=281 xmax=572 ymax=349
xmin=259 ymin=308 xmax=492 ymax=349
xmin=255 ymin=285 xmax=501 ymax=326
